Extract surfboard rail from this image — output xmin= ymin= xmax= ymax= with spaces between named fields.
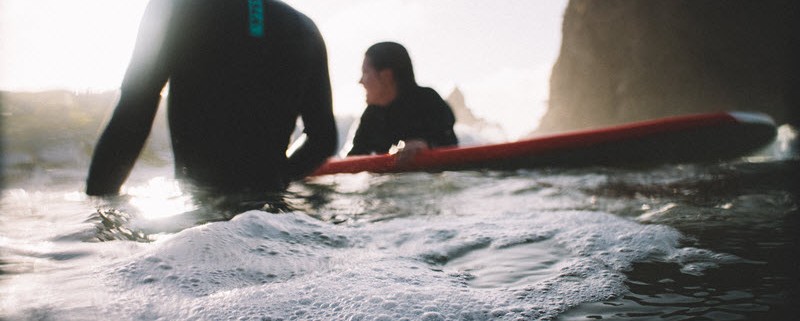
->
xmin=310 ymin=111 xmax=777 ymax=176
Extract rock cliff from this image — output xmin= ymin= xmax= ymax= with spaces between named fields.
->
xmin=536 ymin=0 xmax=798 ymax=134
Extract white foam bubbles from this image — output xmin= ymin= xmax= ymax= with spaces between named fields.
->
xmin=4 ymin=196 xmax=744 ymax=320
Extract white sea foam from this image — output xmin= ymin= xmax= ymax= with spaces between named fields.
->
xmin=3 ymin=164 xmax=765 ymax=320
xmin=2 ymin=203 xmax=742 ymax=321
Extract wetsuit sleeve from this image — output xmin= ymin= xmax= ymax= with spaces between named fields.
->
xmin=285 ymin=23 xmax=337 ymax=180
xmin=347 ymin=106 xmax=380 ymax=156
xmin=404 ymin=89 xmax=458 ymax=148
xmin=86 ymin=0 xmax=174 ymax=196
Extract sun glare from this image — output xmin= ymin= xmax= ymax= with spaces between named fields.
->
xmin=127 ymin=177 xmax=197 ymax=220
xmin=0 ymin=0 xmax=149 ymax=91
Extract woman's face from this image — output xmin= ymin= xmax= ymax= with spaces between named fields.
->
xmin=359 ymin=56 xmax=396 ymax=106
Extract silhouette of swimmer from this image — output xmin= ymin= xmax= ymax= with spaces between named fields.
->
xmin=86 ymin=0 xmax=337 ymax=196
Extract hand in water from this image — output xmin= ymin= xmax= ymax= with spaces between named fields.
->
xmin=393 ymin=139 xmax=429 ymax=166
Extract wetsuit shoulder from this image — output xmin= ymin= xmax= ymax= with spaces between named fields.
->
xmin=406 ymin=86 xmax=458 ymax=148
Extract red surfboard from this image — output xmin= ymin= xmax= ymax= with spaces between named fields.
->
xmin=310 ymin=111 xmax=777 ymax=176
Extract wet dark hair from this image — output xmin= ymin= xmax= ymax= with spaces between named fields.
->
xmin=365 ymin=42 xmax=417 ymax=92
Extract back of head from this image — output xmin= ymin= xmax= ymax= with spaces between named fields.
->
xmin=365 ymin=42 xmax=417 ymax=92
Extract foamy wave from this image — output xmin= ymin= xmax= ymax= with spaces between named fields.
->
xmin=44 ymin=208 xmax=730 ymax=320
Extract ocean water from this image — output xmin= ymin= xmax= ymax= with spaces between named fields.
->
xmin=1 ymin=127 xmax=798 ymax=320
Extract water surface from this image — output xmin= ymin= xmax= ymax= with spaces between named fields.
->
xmin=1 ymin=132 xmax=798 ymax=320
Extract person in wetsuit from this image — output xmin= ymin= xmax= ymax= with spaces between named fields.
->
xmin=347 ymin=42 xmax=458 ymax=160
xmin=86 ymin=0 xmax=337 ymax=196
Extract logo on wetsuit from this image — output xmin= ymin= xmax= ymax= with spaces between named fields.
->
xmin=248 ymin=0 xmax=265 ymax=38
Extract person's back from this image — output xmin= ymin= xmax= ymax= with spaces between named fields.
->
xmin=86 ymin=0 xmax=337 ymax=195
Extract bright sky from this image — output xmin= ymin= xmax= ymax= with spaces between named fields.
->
xmin=0 ymin=0 xmax=567 ymax=138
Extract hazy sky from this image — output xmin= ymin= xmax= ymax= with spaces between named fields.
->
xmin=0 ymin=0 xmax=567 ymax=138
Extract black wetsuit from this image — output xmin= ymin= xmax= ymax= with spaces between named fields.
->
xmin=348 ymin=86 xmax=458 ymax=156
xmin=86 ymin=0 xmax=337 ymax=195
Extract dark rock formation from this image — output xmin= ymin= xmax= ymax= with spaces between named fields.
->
xmin=447 ymin=87 xmax=483 ymax=126
xmin=536 ymin=0 xmax=799 ymax=134
xmin=446 ymin=87 xmax=508 ymax=143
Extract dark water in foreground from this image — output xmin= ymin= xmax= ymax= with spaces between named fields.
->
xmin=1 ymin=133 xmax=798 ymax=320
xmin=559 ymin=160 xmax=800 ymax=320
